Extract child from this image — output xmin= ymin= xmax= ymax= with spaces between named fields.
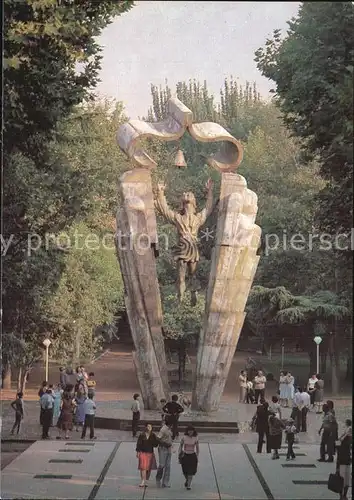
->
xmin=246 ymin=380 xmax=255 ymax=404
xmin=81 ymin=393 xmax=96 ymax=440
xmin=11 ymin=392 xmax=24 ymax=435
xmin=87 ymin=372 xmax=96 ymax=397
xmin=284 ymin=417 xmax=297 ymax=460
xmin=131 ymin=393 xmax=141 ymax=437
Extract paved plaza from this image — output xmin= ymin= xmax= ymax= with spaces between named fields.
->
xmin=1 ymin=439 xmax=351 ymax=500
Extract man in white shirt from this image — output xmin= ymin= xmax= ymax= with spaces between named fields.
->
xmin=294 ymin=388 xmax=310 ymax=432
xmin=307 ymin=374 xmax=318 ymax=408
xmin=254 ymin=371 xmax=266 ymax=404
xmin=156 ymin=417 xmax=173 ymax=488
xmin=81 ymin=394 xmax=96 ymax=440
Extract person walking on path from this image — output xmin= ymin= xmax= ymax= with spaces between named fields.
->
xmin=56 ymin=391 xmax=74 ymax=440
xmin=40 ymin=388 xmax=54 ymax=439
xmin=10 ymin=392 xmax=24 ymax=435
xmin=285 ymin=372 xmax=295 ymax=407
xmin=284 ymin=418 xmax=297 ymax=460
xmin=162 ymin=394 xmax=184 ymax=440
xmin=81 ymin=393 xmax=96 ymax=440
xmin=314 ymin=374 xmax=324 ymax=413
xmin=239 ymin=370 xmax=247 ymax=403
xmin=75 ymin=393 xmax=86 ymax=432
xmin=268 ymin=413 xmax=285 ymax=460
xmin=254 ymin=401 xmax=271 ymax=454
xmin=318 ymin=403 xmax=336 ymax=462
xmin=136 ymin=423 xmax=158 ymax=488
xmin=53 ymin=384 xmax=63 ymax=426
xmin=279 ymin=371 xmax=287 ymax=407
xmin=178 ymin=425 xmax=199 ymax=490
xmin=156 ymin=417 xmax=173 ymax=488
xmin=131 ymin=393 xmax=141 ymax=438
xmin=335 ymin=419 xmax=352 ymax=500
xmin=254 ymin=371 xmax=266 ymax=404
xmin=307 ymin=373 xmax=318 ymax=408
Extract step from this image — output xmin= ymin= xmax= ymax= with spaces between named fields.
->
xmin=95 ymin=417 xmax=239 ymax=433
xmin=96 ymin=417 xmax=238 ymax=428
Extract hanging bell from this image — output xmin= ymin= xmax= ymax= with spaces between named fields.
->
xmin=174 ymin=149 xmax=187 ymax=168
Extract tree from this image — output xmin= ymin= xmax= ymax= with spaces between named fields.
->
xmin=275 ymin=290 xmax=350 ymax=391
xmin=255 ymin=2 xmax=353 ymax=391
xmin=3 ymin=0 xmax=134 ymax=388
xmin=42 ymin=222 xmax=124 ymax=365
xmin=2 ymin=99 xmax=129 ymax=388
xmin=4 ymin=0 xmax=134 ymax=158
xmin=162 ymin=293 xmax=205 ymax=389
xmin=246 ymin=286 xmax=350 ymax=390
xmin=255 ymin=2 xmax=353 ymax=238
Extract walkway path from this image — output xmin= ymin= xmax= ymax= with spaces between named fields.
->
xmin=1 ymin=439 xmax=351 ymax=499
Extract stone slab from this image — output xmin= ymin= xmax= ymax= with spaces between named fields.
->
xmin=209 ymin=443 xmax=267 ymax=499
xmin=0 ymin=440 xmax=116 ymax=499
xmin=247 ymin=443 xmax=341 ymax=500
xmin=94 ymin=442 xmax=144 ymax=500
xmin=143 ymin=443 xmax=219 ymax=500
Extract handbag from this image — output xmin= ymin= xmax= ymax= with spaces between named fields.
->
xmin=178 ymin=451 xmax=184 ymax=464
xmin=327 ymin=472 xmax=344 ymax=494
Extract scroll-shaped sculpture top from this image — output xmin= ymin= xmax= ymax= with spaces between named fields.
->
xmin=117 ymin=97 xmax=243 ymax=172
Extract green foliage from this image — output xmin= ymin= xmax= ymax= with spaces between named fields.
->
xmin=255 ymin=2 xmax=354 ymax=236
xmin=42 ymin=222 xmax=124 ymax=363
xmin=275 ymin=291 xmax=350 ymax=325
xmin=4 ymin=0 xmax=134 ymax=157
xmin=3 ymin=99 xmax=129 ymax=377
xmin=162 ymin=293 xmax=205 ymax=341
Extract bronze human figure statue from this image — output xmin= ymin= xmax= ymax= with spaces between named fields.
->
xmin=155 ymin=179 xmax=214 ymax=306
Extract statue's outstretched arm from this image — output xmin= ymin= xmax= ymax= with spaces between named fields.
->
xmin=155 ymin=182 xmax=177 ymax=224
xmin=197 ymin=178 xmax=214 ymax=226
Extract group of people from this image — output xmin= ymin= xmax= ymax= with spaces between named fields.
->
xmin=252 ymin=398 xmax=297 ymax=460
xmin=131 ymin=393 xmax=185 ymax=439
xmin=251 ymin=392 xmax=351 ymax=500
xmin=239 ymin=369 xmax=267 ymax=404
xmin=135 ymin=420 xmax=199 ymax=490
xmin=37 ymin=366 xmax=97 ymax=440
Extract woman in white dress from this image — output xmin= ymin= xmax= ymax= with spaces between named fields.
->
xmin=285 ymin=372 xmax=295 ymax=407
xmin=279 ymin=371 xmax=287 ymax=407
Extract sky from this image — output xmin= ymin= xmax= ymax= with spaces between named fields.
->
xmin=96 ymin=1 xmax=300 ymax=118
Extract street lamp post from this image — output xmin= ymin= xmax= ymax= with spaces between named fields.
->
xmin=43 ymin=338 xmax=51 ymax=382
xmin=313 ymin=336 xmax=322 ymax=374
xmin=281 ymin=338 xmax=285 ymax=370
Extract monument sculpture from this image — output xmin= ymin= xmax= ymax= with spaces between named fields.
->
xmin=155 ymin=178 xmax=214 ymax=305
xmin=116 ymin=97 xmax=261 ymax=411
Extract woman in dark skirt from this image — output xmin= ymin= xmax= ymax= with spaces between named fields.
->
xmin=268 ymin=414 xmax=285 ymax=459
xmin=56 ymin=391 xmax=74 ymax=440
xmin=178 ymin=425 xmax=199 ymax=490
xmin=136 ymin=423 xmax=158 ymax=488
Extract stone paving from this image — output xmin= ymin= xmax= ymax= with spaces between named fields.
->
xmin=1 ymin=439 xmax=352 ymax=500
